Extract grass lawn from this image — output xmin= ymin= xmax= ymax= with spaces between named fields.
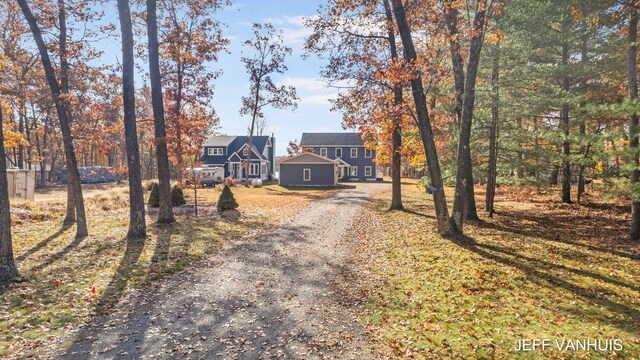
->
xmin=351 ymin=181 xmax=639 ymax=359
xmin=1 ymin=183 xmax=332 ymax=358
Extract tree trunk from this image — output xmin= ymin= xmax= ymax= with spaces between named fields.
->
xmin=383 ymin=0 xmax=403 ymax=211
xmin=146 ymin=0 xmax=175 ymax=224
xmin=444 ymin=0 xmax=481 ymax=222
xmin=17 ymin=0 xmax=87 ymax=238
xmin=117 ymin=0 xmax=146 ymax=239
xmin=451 ymin=2 xmax=486 ymax=231
xmin=390 ymin=0 xmax=453 ymax=235
xmin=486 ymin=42 xmax=499 ymax=217
xmin=628 ymin=8 xmax=640 ymax=240
xmin=561 ymin=38 xmax=572 ymax=204
xmin=577 ymin=37 xmax=588 ymax=205
xmin=0 ymin=106 xmax=19 ymax=284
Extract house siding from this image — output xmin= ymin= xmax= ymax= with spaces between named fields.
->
xmin=201 ymin=135 xmax=275 ymax=181
xmin=280 ymin=163 xmax=337 ymax=186
xmin=306 ymin=146 xmax=376 ymax=181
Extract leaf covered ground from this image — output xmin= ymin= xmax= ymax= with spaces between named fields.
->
xmin=349 ymin=181 xmax=640 ymax=359
xmin=1 ymin=183 xmax=333 ymax=358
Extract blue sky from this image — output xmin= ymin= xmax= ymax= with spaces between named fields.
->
xmin=96 ymin=0 xmax=345 ymax=157
xmin=212 ymin=1 xmax=344 ymax=155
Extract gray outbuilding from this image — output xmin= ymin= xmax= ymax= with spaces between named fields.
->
xmin=279 ymin=152 xmax=338 ymax=187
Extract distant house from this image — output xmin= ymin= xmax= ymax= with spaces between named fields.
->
xmin=279 ymin=152 xmax=338 ymax=187
xmin=201 ymin=135 xmax=275 ymax=181
xmin=300 ymin=132 xmax=378 ymax=181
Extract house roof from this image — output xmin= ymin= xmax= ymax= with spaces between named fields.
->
xmin=280 ymin=152 xmax=337 ymax=164
xmin=204 ymin=135 xmax=236 ymax=147
xmin=300 ymin=132 xmax=365 ymax=146
xmin=204 ymin=135 xmax=273 ymax=157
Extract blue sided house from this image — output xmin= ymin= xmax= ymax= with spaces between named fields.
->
xmin=300 ymin=132 xmax=378 ymax=182
xmin=201 ymin=135 xmax=275 ymax=181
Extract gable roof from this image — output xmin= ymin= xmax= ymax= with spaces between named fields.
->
xmin=204 ymin=135 xmax=273 ymax=154
xmin=300 ymin=132 xmax=365 ymax=146
xmin=280 ymin=152 xmax=337 ymax=164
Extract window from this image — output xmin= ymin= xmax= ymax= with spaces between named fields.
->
xmin=320 ymin=148 xmax=327 ymax=157
xmin=304 ymin=168 xmax=311 ymax=181
xmin=365 ymin=166 xmax=372 ymax=177
xmin=350 ymin=166 xmax=358 ymax=176
xmin=243 ymin=147 xmax=249 ymax=156
xmin=261 ymin=164 xmax=268 ymax=175
xmin=208 ymin=148 xmax=223 ymax=156
xmin=365 ymin=148 xmax=373 ymax=158
xmin=336 ymin=148 xmax=342 ymax=158
xmin=250 ymin=163 xmax=259 ymax=175
xmin=350 ymin=148 xmax=358 ymax=158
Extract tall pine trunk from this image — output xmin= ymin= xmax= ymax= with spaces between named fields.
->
xmin=17 ymin=0 xmax=88 ymax=238
xmin=390 ymin=0 xmax=452 ymax=235
xmin=628 ymin=8 xmax=640 ymax=240
xmin=146 ymin=0 xmax=175 ymax=224
xmin=117 ymin=0 xmax=146 ymax=239
xmin=383 ymin=0 xmax=403 ymax=211
xmin=486 ymin=42 xmax=499 ymax=217
xmin=451 ymin=2 xmax=487 ymax=231
xmin=0 ymin=106 xmax=19 ymax=284
xmin=561 ymin=38 xmax=572 ymax=204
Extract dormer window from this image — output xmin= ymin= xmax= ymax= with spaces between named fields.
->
xmin=208 ymin=148 xmax=223 ymax=156
xmin=350 ymin=148 xmax=358 ymax=158
xmin=243 ymin=147 xmax=249 ymax=156
xmin=365 ymin=148 xmax=373 ymax=158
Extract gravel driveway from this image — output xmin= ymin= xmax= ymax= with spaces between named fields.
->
xmin=61 ymin=183 xmax=388 ymax=359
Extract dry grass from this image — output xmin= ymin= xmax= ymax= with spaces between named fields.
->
xmin=350 ymin=181 xmax=640 ymax=359
xmin=1 ymin=183 xmax=332 ymax=358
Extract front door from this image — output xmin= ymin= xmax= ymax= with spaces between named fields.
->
xmin=231 ymin=163 xmax=242 ymax=180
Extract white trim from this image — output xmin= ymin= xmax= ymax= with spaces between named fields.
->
xmin=335 ymin=148 xmax=342 ymax=158
xmin=350 ymin=166 xmax=358 ymax=176
xmin=350 ymin=148 xmax=358 ymax=158
xmin=365 ymin=166 xmax=372 ymax=177
xmin=280 ymin=151 xmax=337 ymax=164
xmin=303 ymin=168 xmax=311 ymax=182
xmin=320 ymin=147 xmax=327 ymax=157
xmin=365 ymin=148 xmax=373 ymax=158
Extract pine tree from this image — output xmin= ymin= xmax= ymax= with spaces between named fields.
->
xmin=171 ymin=186 xmax=186 ymax=206
xmin=148 ymin=182 xmax=160 ymax=208
xmin=217 ymin=185 xmax=239 ymax=212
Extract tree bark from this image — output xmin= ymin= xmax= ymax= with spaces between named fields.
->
xmin=117 ymin=0 xmax=146 ymax=239
xmin=146 ymin=0 xmax=175 ymax=224
xmin=0 ymin=106 xmax=19 ymax=284
xmin=443 ymin=1 xmax=480 ymax=221
xmin=486 ymin=42 xmax=499 ymax=217
xmin=17 ymin=0 xmax=88 ymax=238
xmin=390 ymin=0 xmax=453 ymax=235
xmin=383 ymin=0 xmax=403 ymax=211
xmin=628 ymin=8 xmax=640 ymax=240
xmin=561 ymin=38 xmax=572 ymax=204
xmin=451 ymin=2 xmax=486 ymax=231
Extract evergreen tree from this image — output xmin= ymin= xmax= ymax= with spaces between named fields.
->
xmin=217 ymin=185 xmax=239 ymax=212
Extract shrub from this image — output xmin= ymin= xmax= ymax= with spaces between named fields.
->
xmin=148 ymin=182 xmax=160 ymax=208
xmin=217 ymin=185 xmax=239 ymax=212
xmin=171 ymin=185 xmax=186 ymax=206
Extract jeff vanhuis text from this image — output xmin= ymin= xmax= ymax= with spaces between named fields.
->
xmin=515 ymin=339 xmax=623 ymax=352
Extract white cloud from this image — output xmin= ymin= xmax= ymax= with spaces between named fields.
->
xmin=263 ymin=16 xmax=314 ymax=46
xmin=279 ymin=77 xmax=351 ymax=106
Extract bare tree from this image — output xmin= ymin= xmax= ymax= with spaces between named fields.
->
xmin=117 ymin=0 xmax=146 ymax=239
xmin=16 ymin=0 xmax=88 ymax=238
xmin=240 ymin=23 xmax=298 ymax=185
xmin=146 ymin=0 xmax=175 ymax=224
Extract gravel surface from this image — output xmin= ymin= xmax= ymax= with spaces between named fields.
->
xmin=60 ymin=183 xmax=388 ymax=359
